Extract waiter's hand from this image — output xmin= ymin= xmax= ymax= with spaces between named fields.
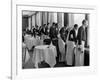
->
xmin=78 ymin=45 xmax=81 ymax=51
xmin=74 ymin=43 xmax=76 ymax=48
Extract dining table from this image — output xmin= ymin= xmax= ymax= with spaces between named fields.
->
xmin=32 ymin=45 xmax=57 ymax=68
xmin=24 ymin=35 xmax=43 ymax=50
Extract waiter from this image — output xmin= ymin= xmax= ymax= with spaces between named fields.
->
xmin=76 ymin=20 xmax=87 ymax=66
xmin=45 ymin=23 xmax=50 ymax=36
xmin=49 ymin=23 xmax=59 ymax=62
xmin=43 ymin=23 xmax=51 ymax=45
xmin=60 ymin=24 xmax=68 ymax=42
xmin=31 ymin=26 xmax=36 ymax=37
xmin=66 ymin=24 xmax=78 ymax=66
xmin=49 ymin=23 xmax=58 ymax=40
xmin=41 ymin=24 xmax=46 ymax=35
xmin=35 ymin=25 xmax=39 ymax=36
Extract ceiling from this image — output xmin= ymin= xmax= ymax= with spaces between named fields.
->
xmin=22 ymin=11 xmax=37 ymax=17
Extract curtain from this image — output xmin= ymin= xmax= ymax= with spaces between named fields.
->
xmin=53 ymin=12 xmax=57 ymax=23
xmin=42 ymin=12 xmax=47 ymax=25
xmin=57 ymin=12 xmax=64 ymax=29
xmin=73 ymin=14 xmax=85 ymax=27
xmin=32 ymin=15 xmax=35 ymax=27
xmin=48 ymin=12 xmax=53 ymax=26
xmin=36 ymin=12 xmax=42 ymax=27
xmin=68 ymin=14 xmax=74 ymax=27
xmin=28 ymin=17 xmax=31 ymax=30
xmin=47 ymin=12 xmax=58 ymax=26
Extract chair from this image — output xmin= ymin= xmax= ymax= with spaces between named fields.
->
xmin=44 ymin=39 xmax=51 ymax=45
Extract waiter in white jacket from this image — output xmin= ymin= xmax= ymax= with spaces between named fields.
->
xmin=66 ymin=24 xmax=78 ymax=66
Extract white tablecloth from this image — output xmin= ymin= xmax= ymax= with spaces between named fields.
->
xmin=22 ymin=43 xmax=26 ymax=64
xmin=24 ymin=35 xmax=43 ymax=50
xmin=66 ymin=41 xmax=75 ymax=65
xmin=22 ymin=43 xmax=30 ymax=64
xmin=32 ymin=45 xmax=57 ymax=68
xmin=58 ymin=37 xmax=65 ymax=62
xmin=75 ymin=42 xmax=84 ymax=66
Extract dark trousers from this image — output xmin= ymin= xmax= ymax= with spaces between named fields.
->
xmin=52 ymin=39 xmax=60 ymax=62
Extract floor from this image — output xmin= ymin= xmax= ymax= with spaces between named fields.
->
xmin=23 ymin=50 xmax=89 ymax=69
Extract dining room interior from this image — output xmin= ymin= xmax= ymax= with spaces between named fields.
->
xmin=22 ymin=10 xmax=89 ymax=69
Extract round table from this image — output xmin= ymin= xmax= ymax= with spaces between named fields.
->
xmin=24 ymin=36 xmax=43 ymax=50
xmin=32 ymin=45 xmax=57 ymax=68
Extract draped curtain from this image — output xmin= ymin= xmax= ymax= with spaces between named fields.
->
xmin=28 ymin=17 xmax=32 ymax=30
xmin=47 ymin=12 xmax=57 ymax=26
xmin=53 ymin=12 xmax=57 ymax=23
xmin=48 ymin=12 xmax=52 ymax=26
xmin=30 ymin=12 xmax=81 ymax=29
xmin=36 ymin=12 xmax=42 ymax=27
xmin=57 ymin=12 xmax=64 ymax=29
xmin=73 ymin=14 xmax=85 ymax=27
xmin=64 ymin=13 xmax=69 ymax=27
xmin=64 ymin=13 xmax=74 ymax=27
xmin=68 ymin=14 xmax=74 ymax=27
xmin=42 ymin=12 xmax=47 ymax=25
xmin=32 ymin=15 xmax=35 ymax=27
xmin=31 ymin=12 xmax=86 ymax=29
